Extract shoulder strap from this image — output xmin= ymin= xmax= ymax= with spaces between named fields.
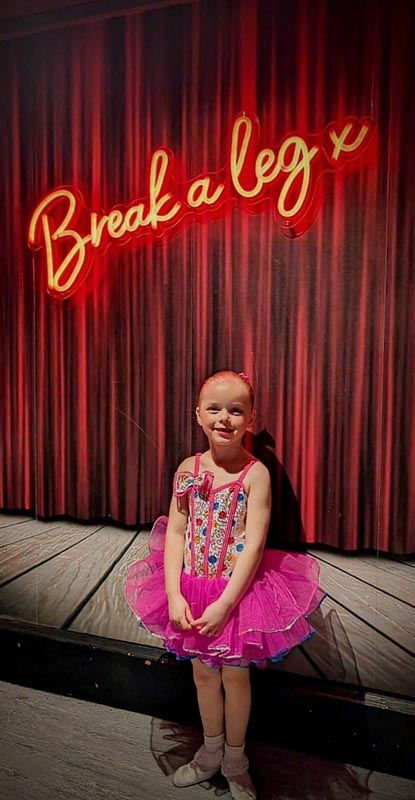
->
xmin=239 ymin=458 xmax=257 ymax=484
xmin=194 ymin=452 xmax=201 ymax=475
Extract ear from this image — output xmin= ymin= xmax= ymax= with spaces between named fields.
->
xmin=249 ymin=408 xmax=256 ymax=426
xmin=195 ymin=406 xmax=202 ymax=426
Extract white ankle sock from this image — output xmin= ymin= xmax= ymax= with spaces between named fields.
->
xmin=224 ymin=742 xmax=245 ymax=761
xmin=204 ymin=732 xmax=225 ymax=753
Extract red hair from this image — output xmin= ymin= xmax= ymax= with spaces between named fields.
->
xmin=198 ymin=371 xmax=255 ymax=408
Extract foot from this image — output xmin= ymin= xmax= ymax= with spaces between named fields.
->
xmin=173 ymin=744 xmax=222 ymax=787
xmin=221 ymin=755 xmax=257 ymax=800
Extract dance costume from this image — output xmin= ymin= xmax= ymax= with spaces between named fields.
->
xmin=125 ymin=454 xmax=326 ymax=668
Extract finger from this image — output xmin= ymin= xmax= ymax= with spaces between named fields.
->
xmin=199 ymin=625 xmax=213 ymax=636
xmin=185 ymin=606 xmax=195 ymax=624
xmin=192 ymin=617 xmax=204 ymax=626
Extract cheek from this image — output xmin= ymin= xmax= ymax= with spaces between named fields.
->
xmin=241 ymin=416 xmax=253 ymax=428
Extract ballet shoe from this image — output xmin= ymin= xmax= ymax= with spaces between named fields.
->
xmin=221 ymin=755 xmax=257 ymax=800
xmin=172 ymin=744 xmax=222 ymax=787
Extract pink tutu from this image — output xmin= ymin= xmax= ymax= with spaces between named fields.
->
xmin=125 ymin=516 xmax=326 ymax=669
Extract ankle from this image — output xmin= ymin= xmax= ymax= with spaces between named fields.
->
xmin=224 ymin=742 xmax=246 ymax=761
xmin=204 ymin=732 xmax=225 ymax=754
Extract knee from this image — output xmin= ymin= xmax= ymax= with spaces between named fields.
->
xmin=192 ymin=660 xmax=222 ymax=692
xmin=221 ymin=667 xmax=250 ymax=694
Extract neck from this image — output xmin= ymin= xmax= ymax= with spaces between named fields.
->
xmin=208 ymin=442 xmax=247 ymax=468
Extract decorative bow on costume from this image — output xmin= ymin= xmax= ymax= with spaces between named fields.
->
xmin=174 ymin=470 xmax=214 ymax=500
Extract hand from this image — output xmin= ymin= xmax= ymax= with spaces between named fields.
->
xmin=192 ymin=600 xmax=231 ymax=637
xmin=168 ymin=594 xmax=195 ymax=631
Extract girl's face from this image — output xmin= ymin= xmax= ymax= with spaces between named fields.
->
xmin=196 ymin=377 xmax=255 ymax=447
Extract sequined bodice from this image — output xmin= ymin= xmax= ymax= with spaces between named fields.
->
xmin=174 ymin=454 xmax=256 ymax=579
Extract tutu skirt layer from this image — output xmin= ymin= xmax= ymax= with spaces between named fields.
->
xmin=125 ymin=516 xmax=326 ymax=668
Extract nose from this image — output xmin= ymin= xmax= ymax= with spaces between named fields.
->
xmin=218 ymin=408 xmax=231 ymax=424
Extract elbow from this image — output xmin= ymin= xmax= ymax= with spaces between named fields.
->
xmin=166 ymin=524 xmax=186 ymax=540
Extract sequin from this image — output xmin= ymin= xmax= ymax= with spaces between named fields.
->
xmin=175 ymin=469 xmax=249 ymax=578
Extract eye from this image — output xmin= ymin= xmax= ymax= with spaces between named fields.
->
xmin=230 ymin=408 xmax=242 ymax=414
xmin=207 ymin=405 xmax=219 ymax=411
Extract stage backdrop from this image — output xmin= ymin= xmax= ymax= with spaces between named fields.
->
xmin=0 ymin=0 xmax=414 ymax=554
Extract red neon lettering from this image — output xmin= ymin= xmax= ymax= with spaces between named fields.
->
xmin=28 ymin=113 xmax=376 ymax=299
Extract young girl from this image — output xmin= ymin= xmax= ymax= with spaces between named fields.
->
xmin=125 ymin=371 xmax=326 ymax=800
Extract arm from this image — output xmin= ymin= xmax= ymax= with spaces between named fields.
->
xmin=164 ymin=459 xmax=195 ymax=630
xmin=193 ymin=462 xmax=271 ymax=636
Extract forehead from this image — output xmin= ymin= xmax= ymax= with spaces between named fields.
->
xmin=199 ymin=377 xmax=251 ymax=405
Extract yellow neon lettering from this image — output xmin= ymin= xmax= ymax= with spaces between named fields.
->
xmin=107 ymin=209 xmax=125 ymax=238
xmin=187 ymin=177 xmax=224 ymax=208
xmin=124 ymin=204 xmax=147 ymax=232
xmin=255 ymin=148 xmax=279 ymax=184
xmin=230 ymin=116 xmax=262 ymax=198
xmin=41 ymin=214 xmax=57 ymax=290
xmin=28 ymin=189 xmax=90 ymax=294
xmin=147 ymin=150 xmax=181 ymax=228
xmin=51 ymin=230 xmax=90 ymax=293
xmin=41 ymin=211 xmax=90 ymax=294
xmin=277 ymin=138 xmax=319 ymax=218
xmin=329 ymin=122 xmax=370 ymax=161
xmin=91 ymin=212 xmax=109 ymax=247
xmin=29 ymin=188 xmax=76 ymax=246
xmin=28 ymin=114 xmax=375 ymax=299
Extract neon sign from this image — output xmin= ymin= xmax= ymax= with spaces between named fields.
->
xmin=28 ymin=113 xmax=375 ymax=298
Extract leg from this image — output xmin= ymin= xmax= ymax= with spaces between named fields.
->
xmin=192 ymin=657 xmax=224 ymax=736
xmin=221 ymin=666 xmax=251 ymax=746
xmin=173 ymin=659 xmax=224 ymax=787
xmin=221 ymin=666 xmax=256 ymax=800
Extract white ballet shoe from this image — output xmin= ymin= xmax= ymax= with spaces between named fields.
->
xmin=172 ymin=744 xmax=222 ymax=787
xmin=221 ymin=755 xmax=257 ymax=800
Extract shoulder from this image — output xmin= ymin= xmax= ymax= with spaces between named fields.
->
xmin=246 ymin=460 xmax=270 ymax=489
xmin=172 ymin=455 xmax=198 ymax=501
xmin=175 ymin=455 xmax=198 ymax=474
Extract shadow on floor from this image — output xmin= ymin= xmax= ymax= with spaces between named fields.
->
xmin=150 ymin=718 xmax=374 ymax=800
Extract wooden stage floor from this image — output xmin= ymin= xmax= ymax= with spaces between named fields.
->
xmin=2 ymin=680 xmax=414 ymax=800
xmin=0 ymin=513 xmax=414 ymax=699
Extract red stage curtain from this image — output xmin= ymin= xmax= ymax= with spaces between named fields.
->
xmin=0 ymin=0 xmax=414 ymax=552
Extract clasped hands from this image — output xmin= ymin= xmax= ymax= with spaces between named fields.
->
xmin=168 ymin=593 xmax=230 ymax=637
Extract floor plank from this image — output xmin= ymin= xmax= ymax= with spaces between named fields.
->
xmin=305 ymin=598 xmax=415 ymax=695
xmin=0 ymin=515 xmax=33 ymax=528
xmin=0 ymin=680 xmax=413 ymax=800
xmin=316 ymin=560 xmax=415 ymax=651
xmin=0 ymin=522 xmax=104 ymax=585
xmin=0 ymin=520 xmax=63 ymax=549
xmin=312 ymin=551 xmax=415 ymax=605
xmin=0 ymin=527 xmax=135 ymax=627
xmin=70 ymin=530 xmax=163 ymax=647
xmin=360 ymin=556 xmax=415 ymax=584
